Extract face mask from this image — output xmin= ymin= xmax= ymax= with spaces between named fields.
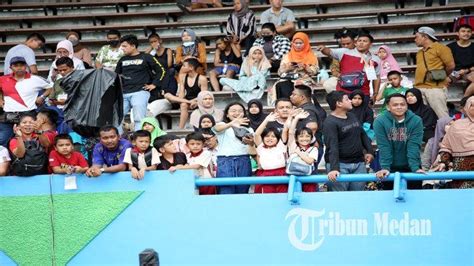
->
xmin=68 ymin=38 xmax=79 ymax=46
xmin=183 ymin=41 xmax=195 ymax=47
xmin=262 ymin=35 xmax=273 ymax=42
xmin=108 ymin=40 xmax=120 ymax=47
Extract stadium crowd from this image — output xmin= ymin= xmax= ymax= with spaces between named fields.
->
xmin=0 ymin=0 xmax=473 ymax=193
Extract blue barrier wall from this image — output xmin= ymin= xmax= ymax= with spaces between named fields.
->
xmin=0 ymin=170 xmax=473 ymax=265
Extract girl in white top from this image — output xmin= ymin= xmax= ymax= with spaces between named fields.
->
xmin=254 ymin=112 xmax=289 ymax=193
xmin=287 ymin=111 xmax=319 ymax=171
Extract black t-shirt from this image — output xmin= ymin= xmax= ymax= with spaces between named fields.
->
xmin=447 ymin=41 xmax=474 ymax=70
xmin=115 ymin=52 xmax=165 ymax=94
xmin=157 ymin=152 xmax=187 ymax=170
xmin=266 ymin=120 xmax=284 ymax=133
xmin=322 ymin=113 xmax=373 ymax=171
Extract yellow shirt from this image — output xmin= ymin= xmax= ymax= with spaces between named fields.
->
xmin=414 ymin=42 xmax=454 ymax=89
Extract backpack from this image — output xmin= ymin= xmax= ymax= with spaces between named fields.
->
xmin=10 ymin=139 xmax=48 ymax=176
xmin=130 ymin=147 xmax=154 ymax=169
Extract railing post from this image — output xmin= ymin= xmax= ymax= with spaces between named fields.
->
xmin=393 ymin=172 xmax=407 ymax=202
xmin=287 ymin=175 xmax=300 ymax=205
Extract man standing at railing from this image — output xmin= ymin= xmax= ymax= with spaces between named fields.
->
xmin=373 ymin=93 xmax=424 ymax=189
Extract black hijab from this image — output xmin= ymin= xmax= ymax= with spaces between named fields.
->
xmin=406 ymin=88 xmax=438 ymax=141
xmin=349 ymin=90 xmax=374 ymax=126
xmin=247 ymin=99 xmax=266 ymax=131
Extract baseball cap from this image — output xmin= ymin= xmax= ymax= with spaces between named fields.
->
xmin=417 ymin=26 xmax=438 ymax=41
xmin=10 ymin=56 xmax=27 ymax=65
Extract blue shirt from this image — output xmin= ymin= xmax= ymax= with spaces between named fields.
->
xmin=92 ymin=139 xmax=132 ymax=167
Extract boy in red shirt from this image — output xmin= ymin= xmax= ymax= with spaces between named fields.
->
xmin=49 ymin=134 xmax=88 ymax=174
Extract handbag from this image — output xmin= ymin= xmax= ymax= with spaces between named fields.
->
xmin=338 ymin=71 xmax=365 ymax=90
xmin=422 ymin=51 xmax=447 ymax=83
xmin=286 ymin=155 xmax=314 ymax=176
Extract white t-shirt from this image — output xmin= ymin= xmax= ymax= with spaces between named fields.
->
xmin=213 ymin=123 xmax=254 ymax=156
xmin=256 ymin=141 xmax=287 ymax=170
xmin=288 ymin=145 xmax=318 ymax=166
xmin=187 ymin=150 xmax=214 ymax=179
xmin=0 ymin=146 xmax=11 ymax=164
xmin=123 ymin=147 xmax=160 ymax=170
xmin=3 ymin=75 xmax=51 ymax=112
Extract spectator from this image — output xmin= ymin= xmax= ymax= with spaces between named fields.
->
xmin=266 ymin=98 xmax=293 ymax=132
xmin=289 ymin=85 xmax=320 ymax=135
xmin=146 ymin=33 xmax=178 ymax=105
xmin=198 ymin=114 xmax=216 ymax=130
xmin=34 ymin=108 xmax=59 ymax=152
xmin=254 ymin=112 xmax=288 ymax=193
xmin=49 ymin=134 xmax=88 ymax=174
xmin=47 ymin=40 xmax=85 ymax=83
xmin=175 ymin=29 xmax=207 ymax=75
xmin=200 ymin=128 xmax=219 ymax=169
xmin=154 ymin=135 xmax=188 ymax=171
xmin=260 ymin=0 xmax=296 ymax=38
xmin=414 ymin=26 xmax=455 ymax=118
xmin=374 ymin=93 xmax=424 ymax=189
xmin=3 ymin=33 xmax=45 ymax=75
xmin=406 ymin=88 xmax=438 ymax=143
xmin=252 ymin=23 xmax=291 ymax=72
xmin=275 ymin=32 xmax=319 ymax=99
xmin=247 ymin=99 xmax=266 ymax=131
xmin=95 ymin=30 xmax=124 ymax=71
xmin=447 ymin=24 xmax=474 ymax=97
xmin=226 ymin=0 xmax=256 ymax=55
xmin=66 ymin=31 xmax=92 ymax=68
xmin=9 ymin=113 xmax=49 ymax=176
xmin=116 ymin=35 xmax=165 ymax=131
xmin=220 ymin=46 xmax=271 ymax=103
xmin=123 ymin=130 xmax=160 ymax=180
xmin=213 ymin=102 xmax=254 ymax=194
xmin=48 ymin=57 xmax=74 ymax=109
xmin=85 ymin=125 xmax=132 ymax=177
xmin=319 ymin=30 xmax=381 ymax=102
xmin=323 ymin=91 xmax=374 ymax=191
xmin=0 ymin=57 xmax=52 ymax=147
xmin=376 ymin=70 xmax=408 ymax=114
xmin=189 ymin=91 xmax=223 ymax=129
xmin=140 ymin=117 xmax=166 ymax=144
xmin=180 ymin=132 xmax=216 ymax=195
xmin=349 ymin=89 xmax=374 ymax=138
xmin=434 ymin=95 xmax=474 ymax=188
xmin=323 ymin=28 xmax=357 ymax=94
xmin=377 ymin=45 xmax=402 ymax=82
xmin=0 ymin=145 xmax=11 ymax=176
xmin=177 ymin=0 xmax=223 ymax=11
xmin=209 ymin=36 xmax=242 ymax=91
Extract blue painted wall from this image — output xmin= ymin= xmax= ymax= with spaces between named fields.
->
xmin=0 ymin=171 xmax=473 ymax=265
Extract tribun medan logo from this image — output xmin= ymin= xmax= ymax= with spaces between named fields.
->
xmin=286 ymin=208 xmax=432 ymax=251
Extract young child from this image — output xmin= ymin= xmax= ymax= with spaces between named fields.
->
xmin=209 ymin=36 xmax=242 ymax=91
xmin=377 ymin=45 xmax=402 ymax=82
xmin=140 ymin=117 xmax=166 ymax=144
xmin=165 ymin=58 xmax=208 ymax=129
xmin=287 ymin=111 xmax=319 ymax=191
xmin=219 ymin=46 xmax=271 ymax=103
xmin=350 ymin=90 xmax=375 ymax=140
xmin=154 ymin=135 xmax=188 ymax=170
xmin=376 ymin=70 xmax=408 ymax=114
xmin=123 ymin=130 xmax=160 ymax=180
xmin=198 ymin=114 xmax=216 ymax=130
xmin=254 ymin=112 xmax=289 ymax=193
xmin=49 ymin=134 xmax=88 ymax=174
xmin=213 ymin=102 xmax=254 ymax=194
xmin=247 ymin=99 xmax=266 ymax=131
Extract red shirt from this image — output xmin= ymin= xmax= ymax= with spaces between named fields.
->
xmin=48 ymin=150 xmax=88 ymax=173
xmin=8 ymin=131 xmax=57 ymax=153
xmin=9 ymin=133 xmax=39 ymax=152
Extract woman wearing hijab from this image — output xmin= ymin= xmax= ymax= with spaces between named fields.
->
xmin=434 ymin=95 xmax=474 ymax=188
xmin=406 ymin=88 xmax=438 ymax=143
xmin=247 ymin=99 xmax=266 ymax=131
xmin=349 ymin=90 xmax=375 ymax=138
xmin=189 ymin=91 xmax=223 ymax=129
xmin=226 ymin=0 xmax=256 ymax=56
xmin=66 ymin=31 xmax=92 ymax=67
xmin=47 ymin=40 xmax=85 ymax=83
xmin=273 ymin=32 xmax=319 ymax=101
xmin=140 ymin=117 xmax=166 ymax=144
xmin=175 ymin=28 xmax=207 ymax=75
xmin=219 ymin=46 xmax=271 ymax=103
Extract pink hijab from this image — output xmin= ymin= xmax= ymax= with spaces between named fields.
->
xmin=55 ymin=40 xmax=74 ymax=59
xmin=189 ymin=91 xmax=223 ymax=128
xmin=378 ymin=45 xmax=402 ymax=79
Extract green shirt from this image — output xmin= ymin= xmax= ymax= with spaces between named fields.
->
xmin=380 ymin=86 xmax=408 ymax=114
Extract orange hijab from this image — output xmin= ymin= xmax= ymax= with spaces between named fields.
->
xmin=287 ymin=32 xmax=317 ymax=65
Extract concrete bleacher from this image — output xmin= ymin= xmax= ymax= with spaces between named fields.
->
xmin=0 ymin=0 xmax=469 ymax=130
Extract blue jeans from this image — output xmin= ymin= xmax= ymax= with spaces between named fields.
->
xmin=326 ymin=162 xmax=367 ymax=191
xmin=0 ymin=122 xmax=13 ymax=148
xmin=216 ymin=155 xmax=252 ymax=194
xmin=123 ymin=90 xmax=150 ymax=131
